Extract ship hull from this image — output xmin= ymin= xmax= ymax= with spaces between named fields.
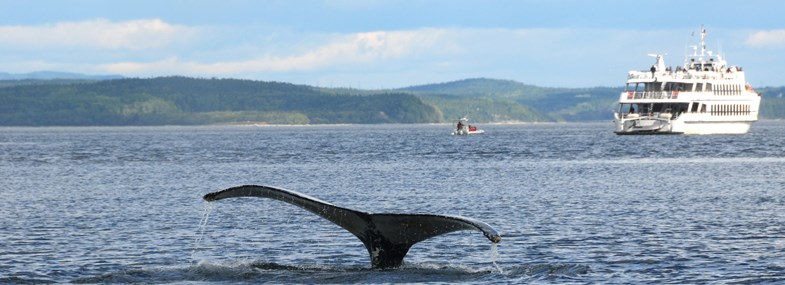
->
xmin=614 ymin=114 xmax=754 ymax=135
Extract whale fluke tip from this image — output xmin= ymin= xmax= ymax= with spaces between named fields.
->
xmin=203 ymin=192 xmax=218 ymax=202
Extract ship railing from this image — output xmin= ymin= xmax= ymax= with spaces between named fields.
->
xmin=625 ymin=91 xmax=679 ymax=100
xmin=628 ymin=70 xmax=741 ymax=81
xmin=619 ymin=112 xmax=673 ymax=120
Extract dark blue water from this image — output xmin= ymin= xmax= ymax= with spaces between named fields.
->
xmin=1 ymin=122 xmax=784 ymax=284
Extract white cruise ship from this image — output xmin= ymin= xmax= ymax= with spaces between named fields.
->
xmin=613 ymin=26 xmax=761 ymax=135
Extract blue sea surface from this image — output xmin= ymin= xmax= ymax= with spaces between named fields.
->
xmin=1 ymin=122 xmax=784 ymax=284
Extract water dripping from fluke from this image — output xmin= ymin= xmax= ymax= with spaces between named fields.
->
xmin=490 ymin=243 xmax=503 ymax=274
xmin=190 ymin=201 xmax=214 ymax=261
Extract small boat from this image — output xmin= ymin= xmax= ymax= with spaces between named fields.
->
xmin=452 ymin=117 xmax=485 ymax=135
xmin=613 ymin=26 xmax=761 ymax=135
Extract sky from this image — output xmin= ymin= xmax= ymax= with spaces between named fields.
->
xmin=1 ymin=0 xmax=784 ymax=88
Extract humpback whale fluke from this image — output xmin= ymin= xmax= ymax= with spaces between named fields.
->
xmin=203 ymin=185 xmax=502 ymax=269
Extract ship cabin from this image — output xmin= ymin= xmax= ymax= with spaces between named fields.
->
xmin=619 ymin=57 xmax=752 ymax=122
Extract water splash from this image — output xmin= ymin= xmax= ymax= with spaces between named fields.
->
xmin=489 ymin=243 xmax=503 ymax=274
xmin=191 ymin=201 xmax=214 ymax=261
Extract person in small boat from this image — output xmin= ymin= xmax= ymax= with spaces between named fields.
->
xmin=457 ymin=120 xmax=464 ymax=130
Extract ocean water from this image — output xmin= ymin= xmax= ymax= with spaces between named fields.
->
xmin=1 ymin=121 xmax=784 ymax=284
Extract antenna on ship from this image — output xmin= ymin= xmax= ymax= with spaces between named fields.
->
xmin=700 ymin=24 xmax=707 ymax=57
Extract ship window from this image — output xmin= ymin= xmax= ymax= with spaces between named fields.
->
xmin=706 ymin=83 xmax=713 ymax=91
xmin=690 ymin=103 xmax=699 ymax=112
xmin=663 ymin=82 xmax=685 ymax=91
xmin=696 ymin=83 xmax=703 ymax=92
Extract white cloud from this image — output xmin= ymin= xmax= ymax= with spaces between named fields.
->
xmin=100 ymin=29 xmax=449 ymax=75
xmin=0 ymin=18 xmax=198 ymax=50
xmin=745 ymin=29 xmax=785 ymax=48
xmin=94 ymin=27 xmax=650 ymax=87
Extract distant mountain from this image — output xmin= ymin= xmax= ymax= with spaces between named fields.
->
xmin=757 ymin=86 xmax=785 ymax=119
xmin=400 ymin=78 xmax=547 ymax=96
xmin=399 ymin=78 xmax=621 ymax=122
xmin=0 ymin=71 xmax=123 ymax=80
xmin=0 ymin=76 xmax=440 ymax=126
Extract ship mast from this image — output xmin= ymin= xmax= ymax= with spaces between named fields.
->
xmin=699 ymin=25 xmax=707 ymax=57
xmin=686 ymin=25 xmax=718 ymax=69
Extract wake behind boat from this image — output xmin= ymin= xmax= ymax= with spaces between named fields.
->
xmin=452 ymin=117 xmax=484 ymax=135
xmin=613 ymin=26 xmax=761 ymax=135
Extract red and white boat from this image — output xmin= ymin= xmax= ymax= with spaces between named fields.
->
xmin=452 ymin=117 xmax=485 ymax=135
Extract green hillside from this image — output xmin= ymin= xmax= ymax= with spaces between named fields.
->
xmin=401 ymin=78 xmax=619 ymax=122
xmin=757 ymin=86 xmax=785 ymax=119
xmin=0 ymin=77 xmax=441 ymax=126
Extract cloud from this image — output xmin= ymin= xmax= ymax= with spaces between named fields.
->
xmin=100 ymin=29 xmax=449 ymax=75
xmin=0 ymin=18 xmax=198 ymax=50
xmin=93 ymin=27 xmax=660 ymax=88
xmin=745 ymin=29 xmax=785 ymax=48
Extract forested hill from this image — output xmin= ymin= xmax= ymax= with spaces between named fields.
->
xmin=400 ymin=78 xmax=621 ymax=122
xmin=0 ymin=77 xmax=441 ymax=126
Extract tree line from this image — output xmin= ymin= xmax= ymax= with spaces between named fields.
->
xmin=0 ymin=76 xmax=441 ymax=126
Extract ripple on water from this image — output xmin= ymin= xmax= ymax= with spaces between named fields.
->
xmin=65 ymin=260 xmax=589 ymax=284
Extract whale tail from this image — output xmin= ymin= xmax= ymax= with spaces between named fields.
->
xmin=203 ymin=185 xmax=501 ymax=269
